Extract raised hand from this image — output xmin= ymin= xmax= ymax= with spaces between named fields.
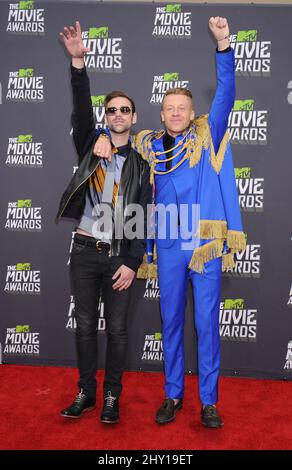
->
xmin=209 ymin=17 xmax=230 ymax=50
xmin=59 ymin=20 xmax=90 ymax=59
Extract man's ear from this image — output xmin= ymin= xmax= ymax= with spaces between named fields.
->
xmin=191 ymin=109 xmax=195 ymax=121
xmin=161 ymin=110 xmax=165 ymax=123
xmin=132 ymin=112 xmax=137 ymax=125
xmin=104 ymin=114 xmax=108 ymax=126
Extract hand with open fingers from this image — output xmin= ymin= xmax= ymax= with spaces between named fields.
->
xmin=59 ymin=20 xmax=90 ymax=59
xmin=112 ymin=265 xmax=135 ymax=291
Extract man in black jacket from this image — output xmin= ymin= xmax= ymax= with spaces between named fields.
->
xmin=58 ymin=21 xmax=151 ymax=424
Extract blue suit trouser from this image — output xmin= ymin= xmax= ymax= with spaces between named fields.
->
xmin=157 ymin=236 xmax=222 ymax=405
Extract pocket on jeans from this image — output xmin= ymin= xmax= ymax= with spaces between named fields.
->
xmin=71 ymin=241 xmax=86 ymax=256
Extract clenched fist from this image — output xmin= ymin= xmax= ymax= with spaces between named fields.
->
xmin=209 ymin=17 xmax=230 ymax=51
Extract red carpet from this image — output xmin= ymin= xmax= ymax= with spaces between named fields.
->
xmin=0 ymin=365 xmax=291 ymax=450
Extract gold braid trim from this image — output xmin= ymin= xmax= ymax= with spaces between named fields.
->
xmin=188 ymin=115 xmax=209 ymax=168
xmin=133 ymin=130 xmax=164 ymax=165
xmin=199 ymin=220 xmax=227 ymax=239
xmin=210 ymin=128 xmax=229 ymax=174
xmin=152 ymin=129 xmax=192 ymax=181
xmin=188 ymin=239 xmax=224 ymax=274
xmin=134 ymin=114 xmax=229 ymax=179
xmin=227 ymin=230 xmax=247 ymax=251
xmin=133 ymin=130 xmax=152 ymax=161
xmin=191 ymin=114 xmax=229 ymax=174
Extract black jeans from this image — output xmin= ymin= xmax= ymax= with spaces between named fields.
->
xmin=70 ymin=235 xmax=131 ymax=400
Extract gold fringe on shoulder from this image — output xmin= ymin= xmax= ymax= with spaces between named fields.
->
xmin=188 ymin=239 xmax=224 ymax=274
xmin=133 ymin=130 xmax=164 ymax=164
xmin=133 ymin=130 xmax=154 ymax=162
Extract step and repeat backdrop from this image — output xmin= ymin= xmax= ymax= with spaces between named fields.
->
xmin=0 ymin=1 xmax=291 ymax=379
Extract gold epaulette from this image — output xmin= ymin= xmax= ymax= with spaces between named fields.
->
xmin=133 ymin=130 xmax=164 ymax=163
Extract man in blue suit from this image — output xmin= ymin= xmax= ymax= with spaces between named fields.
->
xmin=94 ymin=16 xmax=245 ymax=428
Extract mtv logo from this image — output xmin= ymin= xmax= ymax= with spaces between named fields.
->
xmin=19 ymin=0 xmax=34 ymax=9
xmin=224 ymin=299 xmax=244 ymax=309
xmin=154 ymin=332 xmax=162 ymax=341
xmin=91 ymin=95 xmax=105 ymax=107
xmin=233 ymin=99 xmax=254 ymax=111
xmin=15 ymin=325 xmax=30 ymax=333
xmin=235 ymin=167 xmax=251 ymax=179
xmin=16 ymin=263 xmax=31 ymax=271
xmin=88 ymin=27 xmax=108 ymax=39
xmin=237 ymin=30 xmax=257 ymax=42
xmin=19 ymin=68 xmax=33 ymax=77
xmin=166 ymin=4 xmax=181 ymax=13
xmin=163 ymin=73 xmax=179 ymax=81
xmin=17 ymin=199 xmax=31 ymax=208
xmin=18 ymin=134 xmax=32 ymax=143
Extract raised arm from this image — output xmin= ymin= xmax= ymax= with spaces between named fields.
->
xmin=208 ymin=17 xmax=235 ymax=153
xmin=59 ymin=21 xmax=95 ymax=160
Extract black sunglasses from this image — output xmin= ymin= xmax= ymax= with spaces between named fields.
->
xmin=105 ymin=106 xmax=132 ymax=115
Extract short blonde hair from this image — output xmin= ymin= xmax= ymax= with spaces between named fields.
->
xmin=164 ymin=87 xmax=193 ymax=99
xmin=162 ymin=88 xmax=193 ymax=109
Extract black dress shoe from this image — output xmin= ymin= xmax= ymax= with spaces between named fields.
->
xmin=201 ymin=405 xmax=224 ymax=428
xmin=156 ymin=398 xmax=183 ymax=424
xmin=100 ymin=391 xmax=119 ymax=424
xmin=60 ymin=390 xmax=96 ymax=418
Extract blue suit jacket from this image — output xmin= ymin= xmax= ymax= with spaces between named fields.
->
xmin=152 ymin=49 xmax=236 ymax=249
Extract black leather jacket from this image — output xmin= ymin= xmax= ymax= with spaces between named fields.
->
xmin=56 ymin=65 xmax=151 ymax=272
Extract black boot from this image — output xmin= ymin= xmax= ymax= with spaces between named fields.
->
xmin=60 ymin=390 xmax=96 ymax=418
xmin=100 ymin=391 xmax=119 ymax=424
